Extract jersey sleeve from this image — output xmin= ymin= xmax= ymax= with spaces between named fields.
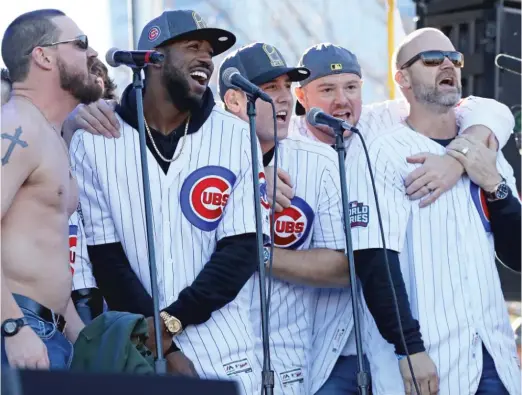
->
xmin=310 ymin=156 xmax=346 ymax=250
xmin=216 ymin=128 xmax=271 ymax=243
xmin=357 ymin=99 xmax=409 ymax=141
xmin=347 ymin=138 xmax=412 ymax=252
xmin=70 ymin=132 xmax=119 ymax=246
xmin=455 ymin=96 xmax=514 ymax=149
xmin=69 ymin=209 xmax=97 ymax=290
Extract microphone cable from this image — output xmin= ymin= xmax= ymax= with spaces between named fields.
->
xmin=266 ymin=103 xmax=279 ymax=310
xmin=351 ymin=128 xmax=422 ymax=395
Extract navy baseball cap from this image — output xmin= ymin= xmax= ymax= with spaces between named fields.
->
xmin=218 ymin=42 xmax=310 ymax=101
xmin=295 ymin=43 xmax=362 ymax=115
xmin=138 ymin=10 xmax=236 ymax=56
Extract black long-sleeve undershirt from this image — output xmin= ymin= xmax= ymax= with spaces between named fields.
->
xmin=488 ymin=189 xmax=521 ymax=272
xmin=354 ymin=248 xmax=425 ymax=356
xmin=87 ymin=233 xmax=258 ymax=327
xmin=350 ymin=190 xmax=520 ymax=355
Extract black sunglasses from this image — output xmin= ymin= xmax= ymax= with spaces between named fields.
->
xmin=400 ymin=50 xmax=464 ymax=70
xmin=39 ymin=34 xmax=89 ymax=51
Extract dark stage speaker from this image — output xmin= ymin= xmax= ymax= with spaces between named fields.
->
xmin=1 ymin=367 xmax=240 ymax=395
xmin=425 ymin=2 xmax=521 ymax=188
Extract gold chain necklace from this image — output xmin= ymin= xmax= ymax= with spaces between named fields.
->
xmin=144 ymin=116 xmax=190 ymax=163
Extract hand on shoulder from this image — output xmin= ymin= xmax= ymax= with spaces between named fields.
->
xmin=62 ymin=99 xmax=120 ymax=146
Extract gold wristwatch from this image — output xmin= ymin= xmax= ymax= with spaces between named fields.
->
xmin=160 ymin=311 xmax=183 ymax=336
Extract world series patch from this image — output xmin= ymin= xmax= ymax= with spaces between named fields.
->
xmin=180 ymin=166 xmax=237 ymax=232
xmin=349 ymin=201 xmax=369 ymax=228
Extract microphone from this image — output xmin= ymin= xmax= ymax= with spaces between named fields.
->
xmin=495 ymin=53 xmax=521 ymax=76
xmin=306 ymin=107 xmax=357 ymax=135
xmin=105 ymin=47 xmax=164 ymax=68
xmin=222 ymin=67 xmax=272 ymax=102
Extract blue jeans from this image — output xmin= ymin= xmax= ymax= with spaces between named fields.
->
xmin=315 ymin=355 xmax=371 ymax=395
xmin=475 ymin=345 xmax=509 ymax=395
xmin=1 ymin=308 xmax=73 ymax=370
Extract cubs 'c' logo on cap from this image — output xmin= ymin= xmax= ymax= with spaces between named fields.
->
xmin=272 ymin=196 xmax=314 ymax=249
xmin=263 ymin=44 xmax=285 ymax=67
xmin=331 ymin=63 xmax=343 ymax=71
xmin=192 ymin=11 xmax=207 ymax=29
xmin=148 ymin=26 xmax=161 ymax=42
xmin=470 ymin=182 xmax=491 ymax=232
xmin=180 ymin=166 xmax=237 ymax=231
xmin=69 ymin=224 xmax=78 ymax=275
xmin=259 ymin=172 xmax=270 ymax=210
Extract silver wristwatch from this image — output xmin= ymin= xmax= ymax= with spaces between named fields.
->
xmin=485 ymin=177 xmax=509 ymax=202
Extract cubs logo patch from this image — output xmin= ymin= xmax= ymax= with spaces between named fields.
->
xmin=259 ymin=172 xmax=270 ymax=210
xmin=180 ymin=166 xmax=237 ymax=231
xmin=69 ymin=225 xmax=78 ymax=275
xmin=470 ymin=182 xmax=491 ymax=232
xmin=272 ymin=196 xmax=314 ymax=249
xmin=148 ymin=26 xmax=160 ymax=41
xmin=349 ymin=201 xmax=369 ymax=228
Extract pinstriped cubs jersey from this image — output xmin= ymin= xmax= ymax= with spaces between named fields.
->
xmin=70 ymin=105 xmax=270 ymax=395
xmin=250 ymin=134 xmax=345 ymax=395
xmin=348 ymin=123 xmax=521 ymax=395
xmin=288 ymin=96 xmax=515 ymax=394
xmin=289 ymin=116 xmax=359 ymax=394
xmin=69 ymin=209 xmax=97 ymax=291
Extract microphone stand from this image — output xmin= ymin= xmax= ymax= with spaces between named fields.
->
xmin=246 ymin=96 xmax=275 ymax=395
xmin=132 ymin=67 xmax=167 ymax=374
xmin=333 ymin=125 xmax=370 ymax=395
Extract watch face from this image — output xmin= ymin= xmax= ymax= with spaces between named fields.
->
xmin=4 ymin=321 xmax=17 ymax=334
xmin=167 ymin=320 xmax=181 ymax=333
xmin=496 ymin=183 xmax=510 ymax=199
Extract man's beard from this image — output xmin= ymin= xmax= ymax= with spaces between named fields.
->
xmin=162 ymin=62 xmax=203 ymax=113
xmin=58 ymin=58 xmax=102 ymax=104
xmin=412 ymin=79 xmax=462 ymax=111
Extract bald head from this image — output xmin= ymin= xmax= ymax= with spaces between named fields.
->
xmin=394 ymin=28 xmax=455 ymax=70
xmin=393 ymin=28 xmax=462 ymax=110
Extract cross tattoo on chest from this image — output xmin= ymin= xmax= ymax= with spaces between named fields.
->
xmin=2 ymin=127 xmax=28 ymax=166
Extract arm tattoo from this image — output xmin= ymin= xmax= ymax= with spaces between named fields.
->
xmin=2 ymin=127 xmax=28 ymax=166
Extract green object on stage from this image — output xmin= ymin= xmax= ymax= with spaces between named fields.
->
xmin=71 ymin=311 xmax=155 ymax=374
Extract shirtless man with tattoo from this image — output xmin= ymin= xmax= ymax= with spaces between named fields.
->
xmin=1 ymin=9 xmax=101 ymax=369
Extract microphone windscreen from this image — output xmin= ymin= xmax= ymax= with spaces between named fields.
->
xmin=306 ymin=107 xmax=323 ymax=127
xmin=105 ymin=48 xmax=119 ymax=68
xmin=222 ymin=67 xmax=240 ymax=87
